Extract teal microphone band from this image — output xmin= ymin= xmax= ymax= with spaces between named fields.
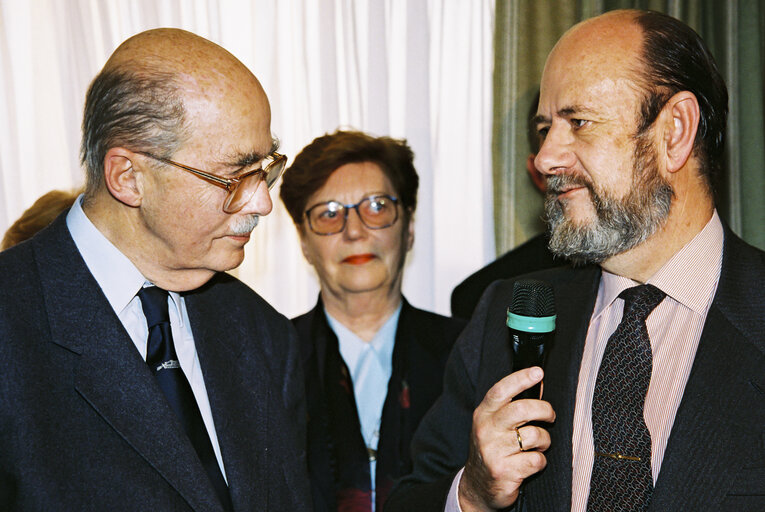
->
xmin=506 ymin=311 xmax=556 ymax=333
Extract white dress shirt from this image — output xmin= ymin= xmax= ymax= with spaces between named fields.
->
xmin=66 ymin=195 xmax=227 ymax=481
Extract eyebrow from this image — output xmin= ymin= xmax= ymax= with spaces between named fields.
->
xmin=533 ymin=105 xmax=600 ymax=126
xmin=228 ymin=138 xmax=281 ymax=168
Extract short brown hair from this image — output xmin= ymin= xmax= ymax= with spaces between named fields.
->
xmin=280 ymin=130 xmax=419 ymax=226
xmin=2 ymin=189 xmax=81 ymax=250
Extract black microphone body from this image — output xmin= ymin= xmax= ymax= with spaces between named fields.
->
xmin=507 ymin=279 xmax=556 ymax=400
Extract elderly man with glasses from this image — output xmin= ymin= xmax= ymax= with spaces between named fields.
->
xmin=0 ymin=28 xmax=310 ymax=511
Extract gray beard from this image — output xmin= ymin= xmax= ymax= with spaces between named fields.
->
xmin=543 ymin=139 xmax=673 ymax=265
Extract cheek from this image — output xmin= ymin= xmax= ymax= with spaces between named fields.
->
xmin=583 ymin=148 xmax=634 ymax=197
xmin=303 ymin=237 xmax=338 ymax=271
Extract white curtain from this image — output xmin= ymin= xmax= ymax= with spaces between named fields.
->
xmin=0 ymin=0 xmax=495 ymax=317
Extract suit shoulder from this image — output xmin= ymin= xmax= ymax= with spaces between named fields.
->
xmin=191 ymin=272 xmax=291 ymax=327
xmin=399 ymin=302 xmax=467 ymax=358
xmin=406 ymin=304 xmax=465 ymax=331
xmin=0 ymin=238 xmax=44 ymax=307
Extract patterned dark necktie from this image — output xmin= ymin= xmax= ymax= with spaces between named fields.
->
xmin=138 ymin=286 xmax=233 ymax=511
xmin=587 ymin=284 xmax=666 ymax=512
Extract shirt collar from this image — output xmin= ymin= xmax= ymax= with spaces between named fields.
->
xmin=326 ymin=302 xmax=402 ymax=374
xmin=593 ymin=210 xmax=723 ymax=318
xmin=66 ymin=195 xmax=185 ymax=320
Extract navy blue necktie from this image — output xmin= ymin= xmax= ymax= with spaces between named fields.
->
xmin=138 ymin=286 xmax=233 ymax=511
xmin=587 ymin=284 xmax=666 ymax=512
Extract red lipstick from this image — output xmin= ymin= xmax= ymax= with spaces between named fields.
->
xmin=343 ymin=254 xmax=375 ymax=265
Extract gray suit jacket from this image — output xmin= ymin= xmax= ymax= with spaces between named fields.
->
xmin=387 ymin=226 xmax=765 ymax=511
xmin=0 ymin=215 xmax=312 ymax=511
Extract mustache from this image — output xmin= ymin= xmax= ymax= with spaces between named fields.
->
xmin=230 ymin=215 xmax=259 ymax=235
xmin=546 ymin=173 xmax=594 ymax=195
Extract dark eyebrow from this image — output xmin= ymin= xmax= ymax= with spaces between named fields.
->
xmin=558 ymin=105 xmax=598 ymax=118
xmin=229 ymin=138 xmax=281 ymax=168
xmin=533 ymin=106 xmax=599 ymax=126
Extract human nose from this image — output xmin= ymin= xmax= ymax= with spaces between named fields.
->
xmin=342 ymin=206 xmax=367 ymax=240
xmin=534 ymin=122 xmax=577 ymax=176
xmin=237 ymin=181 xmax=273 ymax=216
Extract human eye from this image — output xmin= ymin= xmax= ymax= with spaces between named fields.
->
xmin=316 ymin=202 xmax=342 ymax=220
xmin=366 ymin=196 xmax=391 ymax=215
xmin=570 ymin=118 xmax=589 ymax=129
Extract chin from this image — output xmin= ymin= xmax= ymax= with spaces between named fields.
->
xmin=207 ymin=249 xmax=246 ymax=273
xmin=561 ymin=204 xmax=598 ymax=227
xmin=341 ymin=276 xmax=387 ymax=294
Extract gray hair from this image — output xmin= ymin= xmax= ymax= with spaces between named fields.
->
xmin=80 ymin=68 xmax=188 ymax=197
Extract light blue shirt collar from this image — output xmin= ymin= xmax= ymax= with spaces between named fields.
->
xmin=326 ymin=303 xmax=401 ymax=379
xmin=65 ymin=195 xmax=183 ymax=319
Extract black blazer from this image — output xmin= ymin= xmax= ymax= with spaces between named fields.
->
xmin=450 ymin=233 xmax=562 ymax=320
xmin=387 ymin=226 xmax=765 ymax=511
xmin=0 ymin=215 xmax=312 ymax=511
xmin=292 ymin=298 xmax=465 ymax=512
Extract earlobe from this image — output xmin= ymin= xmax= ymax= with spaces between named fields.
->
xmin=103 ymin=148 xmax=143 ymax=207
xmin=664 ymin=91 xmax=700 ymax=173
xmin=299 ymin=230 xmax=314 ymax=265
xmin=406 ymin=213 xmax=415 ymax=251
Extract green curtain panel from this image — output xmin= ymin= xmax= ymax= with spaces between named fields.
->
xmin=493 ymin=0 xmax=765 ymax=254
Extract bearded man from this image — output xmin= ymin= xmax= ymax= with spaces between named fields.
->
xmin=387 ymin=9 xmax=765 ymax=512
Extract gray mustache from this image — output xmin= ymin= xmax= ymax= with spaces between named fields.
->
xmin=230 ymin=215 xmax=259 ymax=236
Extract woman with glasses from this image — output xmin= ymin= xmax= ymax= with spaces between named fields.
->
xmin=280 ymin=130 xmax=465 ymax=512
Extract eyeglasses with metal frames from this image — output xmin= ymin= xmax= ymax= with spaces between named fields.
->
xmin=304 ymin=194 xmax=399 ymax=236
xmin=136 ymin=150 xmax=287 ymax=213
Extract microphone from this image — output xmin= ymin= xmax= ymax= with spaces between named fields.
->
xmin=507 ymin=279 xmax=556 ymax=400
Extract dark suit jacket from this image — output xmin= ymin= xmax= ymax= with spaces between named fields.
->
xmin=0 ymin=215 xmax=312 ymax=511
xmin=293 ymin=298 xmax=465 ymax=512
xmin=387 ymin=227 xmax=765 ymax=511
xmin=450 ymin=233 xmax=562 ymax=320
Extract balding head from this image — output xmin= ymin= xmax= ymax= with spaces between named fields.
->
xmin=81 ymin=28 xmax=269 ymax=199
xmin=545 ymin=9 xmax=727 ymax=191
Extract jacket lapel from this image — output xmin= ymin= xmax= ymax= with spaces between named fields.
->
xmin=651 ymin=229 xmax=765 ymax=510
xmin=35 ymin=218 xmax=221 ymax=512
xmin=185 ymin=281 xmax=270 ymax=509
xmin=651 ymin=307 xmax=765 ymax=511
xmin=297 ymin=300 xmax=340 ymax=512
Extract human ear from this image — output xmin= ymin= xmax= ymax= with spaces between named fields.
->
xmin=299 ymin=228 xmax=315 ymax=265
xmin=662 ymin=91 xmax=700 ymax=173
xmin=405 ymin=211 xmax=415 ymax=251
xmin=103 ymin=147 xmax=142 ymax=207
xmin=526 ymin=153 xmax=546 ymax=193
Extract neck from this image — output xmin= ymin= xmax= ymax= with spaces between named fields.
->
xmin=321 ymin=287 xmax=402 ymax=342
xmin=601 ymin=178 xmax=714 ymax=282
xmin=83 ymin=194 xmax=214 ymax=292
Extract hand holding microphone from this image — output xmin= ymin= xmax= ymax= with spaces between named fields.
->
xmin=459 ymin=279 xmax=557 ymax=512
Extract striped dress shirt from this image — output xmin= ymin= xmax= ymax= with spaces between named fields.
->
xmin=570 ymin=211 xmax=723 ymax=510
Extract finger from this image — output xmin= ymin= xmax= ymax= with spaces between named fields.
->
xmin=514 ymin=425 xmax=552 ymax=453
xmin=492 ymin=396 xmax=556 ymax=430
xmin=480 ymin=367 xmax=544 ymax=413
xmin=484 ymin=451 xmax=548 ymax=507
